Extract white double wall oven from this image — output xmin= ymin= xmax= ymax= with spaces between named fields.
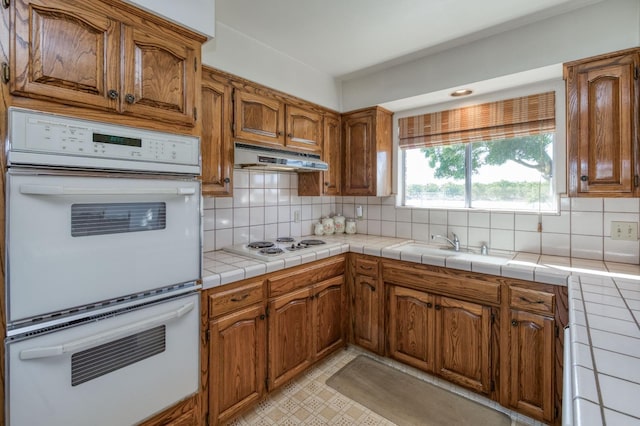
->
xmin=4 ymin=108 xmax=202 ymax=426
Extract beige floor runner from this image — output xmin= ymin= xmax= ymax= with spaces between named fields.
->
xmin=326 ymin=355 xmax=511 ymax=426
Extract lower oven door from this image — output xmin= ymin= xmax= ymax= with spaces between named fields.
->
xmin=6 ymin=293 xmax=199 ymax=426
xmin=6 ymin=171 xmax=201 ymax=324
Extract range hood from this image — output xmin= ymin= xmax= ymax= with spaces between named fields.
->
xmin=234 ymin=142 xmax=328 ymax=172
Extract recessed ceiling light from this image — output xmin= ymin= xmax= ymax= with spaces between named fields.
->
xmin=450 ymin=89 xmax=473 ymax=97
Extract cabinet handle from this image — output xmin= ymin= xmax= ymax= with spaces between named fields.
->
xmin=107 ymin=89 xmax=119 ymax=99
xmin=259 ymin=314 xmax=266 ymax=320
xmin=360 ymin=266 xmax=373 ymax=270
xmin=124 ymin=93 xmax=135 ymax=104
xmin=223 ymin=177 xmax=230 ymax=184
xmin=519 ymin=296 xmax=544 ymax=304
xmin=427 ymin=302 xmax=433 ymax=308
xmin=580 ymin=175 xmax=588 ymax=182
xmin=230 ymin=294 xmax=249 ymax=302
xmin=511 ymin=320 xmax=519 ymax=326
xmin=434 ymin=304 xmax=441 ymax=310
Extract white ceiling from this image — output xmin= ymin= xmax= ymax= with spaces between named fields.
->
xmin=216 ymin=0 xmax=602 ymax=80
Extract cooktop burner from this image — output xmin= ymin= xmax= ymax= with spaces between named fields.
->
xmin=259 ymin=247 xmax=285 ymax=255
xmin=299 ymin=239 xmax=326 ymax=246
xmin=276 ymin=237 xmax=295 ymax=243
xmin=247 ymin=241 xmax=275 ymax=249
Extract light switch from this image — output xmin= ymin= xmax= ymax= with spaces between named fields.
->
xmin=611 ymin=221 xmax=638 ymax=241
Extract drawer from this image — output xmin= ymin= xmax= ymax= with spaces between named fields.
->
xmin=510 ymin=286 xmax=555 ymax=315
xmin=209 ymin=280 xmax=264 ymax=318
xmin=382 ymin=263 xmax=500 ymax=305
xmin=355 ymin=258 xmax=378 ymax=277
xmin=268 ymin=255 xmax=345 ymax=297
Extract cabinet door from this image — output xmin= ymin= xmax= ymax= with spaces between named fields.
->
xmin=323 ymin=115 xmax=342 ymax=195
xmin=312 ymin=276 xmax=345 ymax=360
xmin=567 ymin=52 xmax=639 ymax=196
xmin=285 ymin=105 xmax=322 ymax=152
xmin=121 ymin=23 xmax=198 ymax=126
xmin=268 ymin=287 xmax=312 ymax=390
xmin=234 ymin=91 xmax=285 ymax=147
xmin=352 ymin=274 xmax=381 ymax=353
xmin=12 ymin=0 xmax=120 ymax=110
xmin=509 ymin=309 xmax=554 ymax=423
xmin=387 ymin=286 xmax=435 ymax=372
xmin=434 ymin=296 xmax=492 ymax=395
xmin=343 ymin=113 xmax=374 ymax=195
xmin=201 ymin=73 xmax=233 ymax=196
xmin=209 ymin=305 xmax=266 ymax=425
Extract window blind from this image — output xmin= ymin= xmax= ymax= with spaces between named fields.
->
xmin=398 ymin=92 xmax=555 ymax=148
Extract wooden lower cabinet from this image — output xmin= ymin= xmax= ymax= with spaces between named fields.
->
xmin=268 ymin=275 xmax=345 ymax=390
xmin=435 ymin=296 xmax=493 ymax=395
xmin=387 ymin=285 xmax=493 ymax=396
xmin=352 ymin=274 xmax=382 ymax=354
xmin=209 ymin=304 xmax=266 ymax=425
xmin=268 ymin=286 xmax=313 ymax=389
xmin=508 ymin=309 xmax=554 ymax=423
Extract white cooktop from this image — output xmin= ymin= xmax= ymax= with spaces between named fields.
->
xmin=223 ymin=238 xmax=342 ymax=261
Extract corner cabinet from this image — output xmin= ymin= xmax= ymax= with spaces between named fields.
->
xmin=342 ymin=106 xmax=393 ymax=196
xmin=201 ymin=68 xmax=233 ymax=196
xmin=297 ymin=113 xmax=341 ymax=196
xmin=564 ymin=48 xmax=640 ymax=197
xmin=10 ymin=0 xmax=203 ymax=127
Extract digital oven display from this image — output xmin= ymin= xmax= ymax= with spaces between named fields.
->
xmin=93 ymin=133 xmax=142 ymax=148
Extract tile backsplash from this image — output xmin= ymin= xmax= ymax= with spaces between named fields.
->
xmin=203 ymin=170 xmax=640 ymax=264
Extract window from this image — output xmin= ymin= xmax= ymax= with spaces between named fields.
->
xmin=399 ymin=92 xmax=556 ymax=212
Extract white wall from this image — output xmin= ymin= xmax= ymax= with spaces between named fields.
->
xmin=341 ymin=0 xmax=640 ymax=111
xmin=202 ymin=23 xmax=342 ymax=111
xmin=124 ymin=0 xmax=215 ymax=38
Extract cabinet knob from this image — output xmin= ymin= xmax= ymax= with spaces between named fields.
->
xmin=427 ymin=302 xmax=433 ymax=308
xmin=124 ymin=93 xmax=135 ymax=104
xmin=287 ymin=133 xmax=293 ymax=138
xmin=324 ymin=182 xmax=329 ymax=186
xmin=277 ymin=131 xmax=283 ymax=136
xmin=511 ymin=320 xmax=519 ymax=326
xmin=580 ymin=175 xmax=588 ymax=182
xmin=223 ymin=177 xmax=230 ymax=184
xmin=434 ymin=304 xmax=441 ymax=310
xmin=107 ymin=89 xmax=119 ymax=99
xmin=259 ymin=314 xmax=266 ymax=320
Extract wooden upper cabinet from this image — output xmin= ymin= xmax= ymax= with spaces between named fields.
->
xmin=285 ymin=105 xmax=322 ymax=152
xmin=564 ymin=48 xmax=640 ymax=196
xmin=10 ymin=0 xmax=203 ymax=127
xmin=342 ymin=106 xmax=392 ymax=196
xmin=323 ymin=114 xmax=342 ymax=195
xmin=120 ymin=24 xmax=198 ymax=126
xmin=201 ymin=69 xmax=233 ymax=196
xmin=12 ymin=0 xmax=119 ymax=111
xmin=234 ymin=90 xmax=286 ymax=147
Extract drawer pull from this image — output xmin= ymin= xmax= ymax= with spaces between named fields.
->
xmin=360 ymin=266 xmax=373 ymax=270
xmin=230 ymin=294 xmax=250 ymax=302
xmin=511 ymin=320 xmax=519 ymax=326
xmin=519 ymin=296 xmax=544 ymax=304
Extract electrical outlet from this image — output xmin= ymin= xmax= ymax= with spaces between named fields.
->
xmin=293 ymin=210 xmax=300 ymax=223
xmin=611 ymin=221 xmax=638 ymax=241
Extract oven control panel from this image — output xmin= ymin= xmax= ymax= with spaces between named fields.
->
xmin=7 ymin=108 xmax=200 ymax=174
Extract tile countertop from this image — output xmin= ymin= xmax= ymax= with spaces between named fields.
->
xmin=201 ymin=234 xmax=640 ymax=425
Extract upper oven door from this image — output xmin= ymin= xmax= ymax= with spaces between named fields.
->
xmin=6 ymin=171 xmax=201 ymax=324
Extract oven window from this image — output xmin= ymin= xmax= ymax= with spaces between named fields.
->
xmin=71 ymin=325 xmax=166 ymax=386
xmin=71 ymin=202 xmax=166 ymax=237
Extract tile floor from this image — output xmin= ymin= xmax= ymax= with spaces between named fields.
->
xmin=227 ymin=346 xmax=543 ymax=425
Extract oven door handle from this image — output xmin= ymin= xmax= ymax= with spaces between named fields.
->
xmin=19 ymin=184 xmax=196 ymax=196
xmin=19 ymin=301 xmax=195 ymax=360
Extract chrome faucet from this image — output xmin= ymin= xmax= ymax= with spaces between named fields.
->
xmin=431 ymin=233 xmax=460 ymax=251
